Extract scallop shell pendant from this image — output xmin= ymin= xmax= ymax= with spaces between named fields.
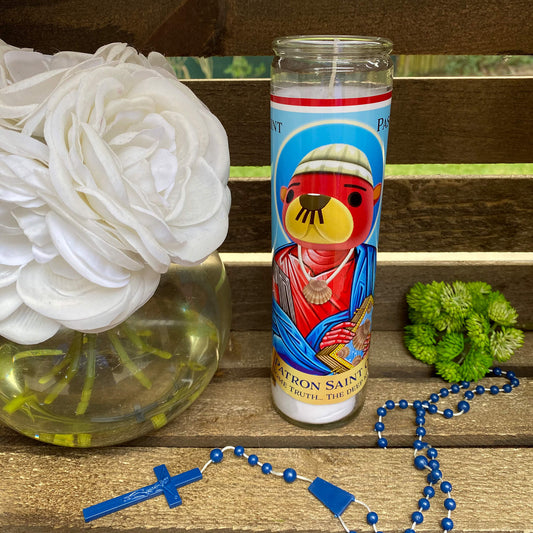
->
xmin=302 ymin=278 xmax=332 ymax=305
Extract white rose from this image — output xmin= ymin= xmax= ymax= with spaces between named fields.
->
xmin=0 ymin=43 xmax=230 ymax=344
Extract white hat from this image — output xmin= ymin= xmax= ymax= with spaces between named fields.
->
xmin=293 ymin=144 xmax=373 ymax=185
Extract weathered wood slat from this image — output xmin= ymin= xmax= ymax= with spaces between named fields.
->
xmin=224 ymin=253 xmax=533 ymax=331
xmin=186 ymin=77 xmax=533 ymax=165
xmin=1 ymin=0 xmax=532 ymax=56
xmin=0 ymin=446 xmax=531 ymax=532
xmin=1 ymin=330 xmax=530 ymax=446
xmin=219 ymin=330 xmax=533 ymax=378
xmin=226 ymin=175 xmax=533 ymax=253
xmin=1 ymin=375 xmax=531 ymax=448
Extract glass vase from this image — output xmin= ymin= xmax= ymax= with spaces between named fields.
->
xmin=0 ymin=252 xmax=231 ymax=447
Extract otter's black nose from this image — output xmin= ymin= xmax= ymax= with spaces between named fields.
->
xmin=299 ymin=194 xmax=330 ymax=210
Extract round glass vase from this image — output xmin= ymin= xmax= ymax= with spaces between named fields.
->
xmin=0 ymin=252 xmax=231 ymax=447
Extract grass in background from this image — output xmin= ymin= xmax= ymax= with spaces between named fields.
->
xmin=230 ymin=164 xmax=533 ymax=178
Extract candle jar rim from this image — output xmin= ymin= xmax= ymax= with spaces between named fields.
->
xmin=273 ymin=35 xmax=393 ymax=57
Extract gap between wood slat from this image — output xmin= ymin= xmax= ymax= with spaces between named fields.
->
xmin=221 ymin=251 xmax=533 ymax=265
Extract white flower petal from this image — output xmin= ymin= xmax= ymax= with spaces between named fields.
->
xmin=12 ymin=208 xmax=49 ymax=246
xmin=79 ymin=186 xmax=170 ymax=272
xmin=46 ymin=211 xmax=130 ymax=288
xmin=150 ymin=148 xmax=177 ymax=198
xmin=0 ymin=282 xmax=22 ymax=320
xmin=17 ymin=259 xmax=159 ymax=332
xmin=32 ymin=242 xmax=58 ymax=263
xmin=199 ymin=107 xmax=230 ymax=182
xmin=4 ymin=49 xmax=51 ymax=82
xmin=0 ymin=128 xmax=48 ymax=163
xmin=60 ymin=268 xmax=160 ymax=332
xmin=0 ymin=304 xmax=60 ymax=344
xmin=0 ymin=265 xmax=19 ymax=288
xmin=79 ymin=123 xmax=127 ymax=203
xmin=0 ymin=232 xmax=33 ymax=265
xmin=167 ymin=158 xmax=223 ymax=226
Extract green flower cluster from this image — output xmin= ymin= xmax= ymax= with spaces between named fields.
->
xmin=404 ymin=281 xmax=524 ymax=382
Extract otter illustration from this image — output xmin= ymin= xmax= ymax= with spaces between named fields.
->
xmin=273 ymin=143 xmax=381 ymax=372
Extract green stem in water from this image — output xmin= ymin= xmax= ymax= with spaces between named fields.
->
xmin=76 ymin=334 xmax=96 ymax=415
xmin=108 ymin=331 xmax=152 ymax=389
xmin=44 ymin=332 xmax=82 ymax=405
xmin=120 ymin=324 xmax=172 ymax=359
xmin=13 ymin=349 xmax=63 ymax=362
xmin=2 ymin=392 xmax=37 ymax=414
xmin=38 ymin=350 xmax=73 ymax=385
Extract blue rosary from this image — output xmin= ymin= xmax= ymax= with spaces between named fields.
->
xmin=83 ymin=367 xmax=519 ymax=532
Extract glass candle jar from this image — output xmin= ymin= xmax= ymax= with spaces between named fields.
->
xmin=0 ymin=253 xmax=231 ymax=447
xmin=271 ymin=36 xmax=393 ymax=428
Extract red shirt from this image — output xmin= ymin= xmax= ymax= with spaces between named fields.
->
xmin=273 ymin=245 xmax=355 ymax=337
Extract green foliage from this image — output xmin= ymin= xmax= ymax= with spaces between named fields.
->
xmin=224 ymin=56 xmax=266 ymax=78
xmin=404 ymin=281 xmax=524 ymax=382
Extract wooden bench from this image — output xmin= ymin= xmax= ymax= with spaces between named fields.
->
xmin=0 ymin=2 xmax=532 ymax=531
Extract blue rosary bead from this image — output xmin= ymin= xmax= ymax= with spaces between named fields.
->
xmin=412 ymin=400 xmax=422 ymax=410
xmin=440 ymin=481 xmax=453 ymax=493
xmin=450 ymin=384 xmax=460 ymax=394
xmin=440 ymin=388 xmax=449 ymax=398
xmin=427 ymin=447 xmax=438 ymax=459
xmin=444 ymin=497 xmax=456 ymax=511
xmin=416 ymin=427 xmax=427 ymax=437
xmin=385 ymin=400 xmax=395 ymax=410
xmin=377 ymin=437 xmax=388 ymax=448
xmin=412 ymin=511 xmax=424 ymax=524
xmin=443 ymin=408 xmax=454 ymax=419
xmin=511 ymin=377 xmax=520 ymax=387
xmin=404 ymin=529 xmax=416 ymax=533
xmin=493 ymin=367 xmax=502 ymax=376
xmin=247 ymin=454 xmax=259 ymax=466
xmin=490 ymin=385 xmax=500 ymax=395
xmin=423 ymin=485 xmax=436 ymax=498
xmin=210 ymin=448 xmax=224 ymax=463
xmin=283 ymin=468 xmax=297 ymax=483
xmin=464 ymin=390 xmax=475 ymax=400
xmin=415 ymin=416 xmax=426 ymax=426
xmin=441 ymin=517 xmax=454 ymax=530
xmin=457 ymin=400 xmax=470 ymax=413
xmin=428 ymin=459 xmax=440 ymax=471
xmin=428 ymin=404 xmax=438 ymax=414
xmin=413 ymin=440 xmax=425 ymax=450
xmin=366 ymin=511 xmax=379 ymax=525
xmin=418 ymin=497 xmax=430 ymax=510
xmin=375 ymin=421 xmax=385 ymax=432
xmin=475 ymin=385 xmax=485 ymax=395
xmin=418 ymin=498 xmax=431 ymax=511
xmin=377 ymin=406 xmax=387 ymax=417
xmin=234 ymin=446 xmax=245 ymax=457
xmin=261 ymin=463 xmax=272 ymax=475
xmin=503 ymin=384 xmax=513 ymax=393
xmin=416 ymin=408 xmax=426 ymax=418
xmin=414 ymin=455 xmax=428 ymax=470
xmin=506 ymin=370 xmax=516 ymax=379
xmin=461 ymin=380 xmax=470 ymax=389
xmin=429 ymin=469 xmax=442 ymax=482
xmin=399 ymin=399 xmax=409 ymax=409
xmin=429 ymin=393 xmax=440 ymax=403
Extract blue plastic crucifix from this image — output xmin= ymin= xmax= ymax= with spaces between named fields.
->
xmin=83 ymin=465 xmax=203 ymax=522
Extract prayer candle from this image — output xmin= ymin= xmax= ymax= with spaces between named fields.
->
xmin=270 ymin=36 xmax=393 ymax=427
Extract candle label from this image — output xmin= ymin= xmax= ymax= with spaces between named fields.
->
xmin=271 ymin=92 xmax=391 ymax=405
